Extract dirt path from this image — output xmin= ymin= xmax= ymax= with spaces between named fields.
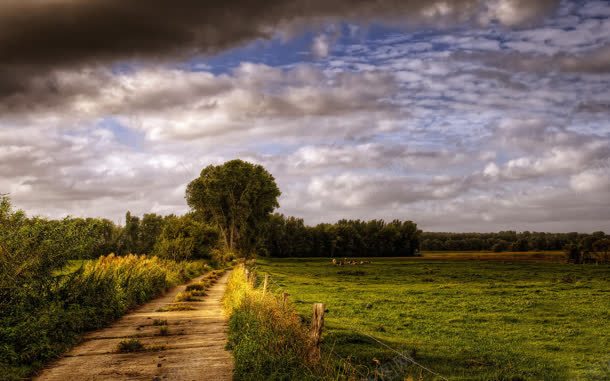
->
xmin=36 ymin=271 xmax=234 ymax=381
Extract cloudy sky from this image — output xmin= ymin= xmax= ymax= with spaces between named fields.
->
xmin=1 ymin=0 xmax=609 ymax=232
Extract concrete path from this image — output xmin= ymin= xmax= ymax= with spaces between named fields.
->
xmin=36 ymin=272 xmax=233 ymax=381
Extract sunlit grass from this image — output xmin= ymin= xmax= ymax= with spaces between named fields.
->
xmin=256 ymin=254 xmax=610 ymax=380
xmin=223 ymin=265 xmax=326 ymax=380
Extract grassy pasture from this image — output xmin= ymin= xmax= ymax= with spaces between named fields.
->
xmin=255 ymin=253 xmax=610 ymax=380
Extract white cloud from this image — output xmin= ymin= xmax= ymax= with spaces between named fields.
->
xmin=570 ymin=168 xmax=610 ymax=192
xmin=483 ymin=162 xmax=500 ymax=177
xmin=312 ymin=34 xmax=331 ymax=58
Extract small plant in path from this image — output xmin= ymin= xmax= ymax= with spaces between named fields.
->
xmin=157 ymin=304 xmax=196 ymax=312
xmin=174 ymin=291 xmax=200 ymax=302
xmin=117 ymin=338 xmax=145 ymax=353
xmin=185 ymin=282 xmax=206 ymax=291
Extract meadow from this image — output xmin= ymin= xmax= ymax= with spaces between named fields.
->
xmin=254 ymin=253 xmax=610 ymax=380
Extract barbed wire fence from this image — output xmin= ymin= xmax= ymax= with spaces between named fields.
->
xmin=244 ymin=263 xmax=449 ymax=381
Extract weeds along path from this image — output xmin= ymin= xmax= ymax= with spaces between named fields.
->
xmin=36 ymin=271 xmax=233 ymax=381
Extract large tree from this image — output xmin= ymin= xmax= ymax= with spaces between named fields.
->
xmin=186 ymin=159 xmax=281 ymax=257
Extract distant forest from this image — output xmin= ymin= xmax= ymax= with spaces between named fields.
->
xmin=262 ymin=214 xmax=609 ymax=258
xmin=420 ymin=231 xmax=609 ymax=252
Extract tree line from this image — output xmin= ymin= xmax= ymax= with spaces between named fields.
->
xmin=3 ymin=160 xmax=608 ymax=262
xmin=0 ymin=160 xmax=280 ymax=264
xmin=263 ymin=214 xmax=421 ymax=257
xmin=421 ymin=231 xmax=609 ymax=253
xmin=0 ymin=209 xmax=220 ymax=262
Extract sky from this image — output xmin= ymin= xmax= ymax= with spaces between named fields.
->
xmin=0 ymin=0 xmax=609 ymax=232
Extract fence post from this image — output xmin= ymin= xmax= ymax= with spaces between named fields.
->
xmin=262 ymin=274 xmax=269 ymax=295
xmin=249 ymin=271 xmax=256 ymax=287
xmin=310 ymin=303 xmax=325 ymax=362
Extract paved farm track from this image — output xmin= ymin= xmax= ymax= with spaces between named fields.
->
xmin=36 ymin=272 xmax=233 ymax=381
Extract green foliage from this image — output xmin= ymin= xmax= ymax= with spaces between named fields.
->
xmin=157 ymin=326 xmax=170 ymax=336
xmin=117 ymin=338 xmax=145 ymax=353
xmin=1 ymin=197 xmax=75 ymax=292
xmin=153 ymin=214 xmax=219 ymax=261
xmin=564 ymin=243 xmax=583 ymax=263
xmin=186 ymin=159 xmax=281 ymax=257
xmin=422 ymin=230 xmax=610 ymax=254
xmin=256 ymin=257 xmax=610 ymax=380
xmin=174 ymin=290 xmax=200 ymax=302
xmin=59 ymin=217 xmax=120 ymax=258
xmin=1 ymin=198 xmax=219 ymax=263
xmin=138 ymin=213 xmax=165 ymax=254
xmin=264 ymin=214 xmax=421 ymax=257
xmin=117 ymin=211 xmax=140 ymax=254
xmin=0 ymin=204 xmax=207 ymax=381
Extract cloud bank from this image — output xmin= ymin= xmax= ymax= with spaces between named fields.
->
xmin=1 ymin=0 xmax=609 ymax=232
xmin=0 ymin=0 xmax=559 ymax=98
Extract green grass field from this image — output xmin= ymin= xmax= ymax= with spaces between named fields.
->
xmin=255 ymin=253 xmax=610 ymax=380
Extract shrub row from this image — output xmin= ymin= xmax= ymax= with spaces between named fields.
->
xmin=0 ymin=254 xmax=208 ymax=380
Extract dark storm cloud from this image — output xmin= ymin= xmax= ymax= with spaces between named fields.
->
xmin=453 ymin=44 xmax=610 ymax=74
xmin=0 ymin=0 xmax=559 ymax=99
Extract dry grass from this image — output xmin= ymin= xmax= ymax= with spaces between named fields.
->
xmin=174 ymin=291 xmax=201 ymax=302
xmin=223 ymin=265 xmax=326 ymax=380
xmin=156 ymin=304 xmax=196 ymax=312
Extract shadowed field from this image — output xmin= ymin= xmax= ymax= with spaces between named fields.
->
xmin=256 ymin=253 xmax=610 ymax=380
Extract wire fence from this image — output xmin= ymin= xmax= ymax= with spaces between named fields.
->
xmin=244 ymin=263 xmax=449 ymax=381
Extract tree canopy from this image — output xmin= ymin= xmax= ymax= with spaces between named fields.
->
xmin=185 ymin=159 xmax=281 ymax=257
xmin=153 ymin=214 xmax=219 ymax=261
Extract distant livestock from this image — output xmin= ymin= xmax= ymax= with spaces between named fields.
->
xmin=332 ymin=258 xmax=370 ymax=266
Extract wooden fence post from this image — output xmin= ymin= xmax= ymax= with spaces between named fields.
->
xmin=262 ymin=274 xmax=269 ymax=295
xmin=249 ymin=271 xmax=256 ymax=287
xmin=310 ymin=303 xmax=325 ymax=362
